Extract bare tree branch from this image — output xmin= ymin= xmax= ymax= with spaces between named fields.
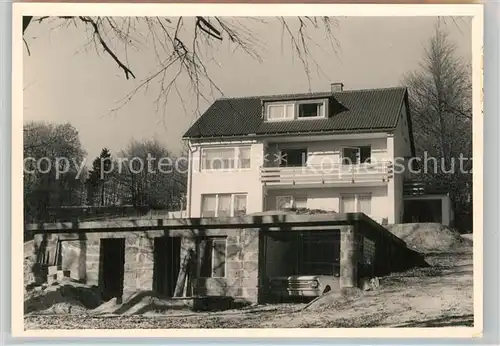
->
xmin=79 ymin=16 xmax=136 ymax=80
xmin=23 ymin=16 xmax=339 ymax=117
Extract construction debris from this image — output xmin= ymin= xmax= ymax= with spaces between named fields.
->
xmin=385 ymin=223 xmax=472 ymax=253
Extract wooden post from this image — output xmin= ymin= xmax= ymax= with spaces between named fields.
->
xmin=340 ymin=225 xmax=358 ymax=288
xmin=174 ymin=249 xmax=193 ymax=297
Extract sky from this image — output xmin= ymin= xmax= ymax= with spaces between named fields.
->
xmin=23 ymin=16 xmax=472 ymax=162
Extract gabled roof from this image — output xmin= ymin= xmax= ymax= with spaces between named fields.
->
xmin=183 ymin=86 xmax=411 ymax=141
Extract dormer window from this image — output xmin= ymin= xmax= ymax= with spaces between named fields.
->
xmin=298 ymin=102 xmax=324 ymax=118
xmin=267 ymin=103 xmax=295 ymax=121
xmin=265 ymin=99 xmax=328 ymax=122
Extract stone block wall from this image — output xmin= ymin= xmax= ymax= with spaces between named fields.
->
xmin=190 ymin=228 xmax=260 ymax=302
xmin=31 ymin=227 xmax=261 ymax=303
xmin=339 ymin=225 xmax=358 ymax=288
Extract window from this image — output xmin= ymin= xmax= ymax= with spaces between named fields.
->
xmin=341 ymin=146 xmax=372 ymax=165
xmin=360 ymin=146 xmax=371 ymax=164
xmin=294 ymin=195 xmax=308 ymax=209
xmin=267 ymin=104 xmax=295 ymax=121
xmin=238 ymin=147 xmax=251 ymax=169
xmin=265 ymin=99 xmax=327 ymax=122
xmin=201 ymin=193 xmax=247 ymax=217
xmin=233 ymin=194 xmax=248 ymax=216
xmin=201 ymin=195 xmax=217 ymax=217
xmin=276 ymin=195 xmax=307 ymax=210
xmin=340 ymin=193 xmax=372 ymax=214
xmin=279 ymin=148 xmax=307 ymax=167
xmin=217 ymin=194 xmax=232 ymax=217
xmin=199 ymin=237 xmax=226 ymax=278
xmin=298 ymin=102 xmax=323 ymax=118
xmin=357 ymin=194 xmax=372 ymax=214
xmin=276 ymin=196 xmax=293 ymax=210
xmin=340 ymin=194 xmax=356 ymax=213
xmin=342 ymin=148 xmax=359 ymax=166
xmin=201 ymin=147 xmax=251 ymax=171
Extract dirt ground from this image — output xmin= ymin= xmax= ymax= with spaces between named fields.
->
xmin=24 ymin=247 xmax=473 ymax=329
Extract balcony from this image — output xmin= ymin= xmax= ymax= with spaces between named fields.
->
xmin=260 ymin=162 xmax=392 ymax=187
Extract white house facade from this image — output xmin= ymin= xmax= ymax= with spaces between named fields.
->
xmin=183 ymin=84 xmax=418 ymax=225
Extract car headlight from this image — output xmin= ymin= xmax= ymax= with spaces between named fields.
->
xmin=310 ymin=280 xmax=319 ymax=288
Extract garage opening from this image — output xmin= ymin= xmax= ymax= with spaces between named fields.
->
xmin=99 ymin=238 xmax=125 ymax=301
xmin=153 ymin=237 xmax=181 ymax=297
xmin=301 ymin=230 xmax=341 ymax=276
xmin=404 ymin=199 xmax=442 ymax=223
xmin=263 ymin=230 xmax=341 ymax=302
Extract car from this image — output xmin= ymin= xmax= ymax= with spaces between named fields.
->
xmin=268 ymin=274 xmax=340 ymax=299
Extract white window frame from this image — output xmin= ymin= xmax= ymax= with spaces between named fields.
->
xmin=265 ymin=99 xmax=328 ymax=122
xmin=198 ymin=237 xmax=227 ymax=278
xmin=201 ymin=193 xmax=248 ymax=217
xmin=297 ymin=100 xmax=326 ymax=119
xmin=200 ymin=146 xmax=251 ymax=171
xmin=341 ymin=145 xmax=372 ymax=165
xmin=340 ymin=193 xmax=372 ymax=214
xmin=266 ymin=103 xmax=295 ymax=122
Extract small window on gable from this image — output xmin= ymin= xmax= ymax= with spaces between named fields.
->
xmin=298 ymin=102 xmax=323 ymax=118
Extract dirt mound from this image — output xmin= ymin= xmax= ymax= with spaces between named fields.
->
xmin=24 ymin=240 xmax=37 ymax=287
xmin=385 ymin=223 xmax=472 ymax=253
xmin=461 ymin=233 xmax=473 ymax=241
xmin=302 ymin=288 xmax=363 ymax=312
xmin=24 ymin=281 xmax=102 ymax=315
xmin=93 ymin=291 xmax=191 ymax=315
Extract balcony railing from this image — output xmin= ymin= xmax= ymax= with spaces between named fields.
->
xmin=260 ymin=162 xmax=392 ymax=186
xmin=403 ymin=180 xmax=452 ymax=196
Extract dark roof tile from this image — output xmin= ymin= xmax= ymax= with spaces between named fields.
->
xmin=183 ymin=87 xmax=408 ymax=138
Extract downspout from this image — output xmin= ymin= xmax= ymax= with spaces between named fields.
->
xmin=186 ymin=140 xmax=197 ymax=218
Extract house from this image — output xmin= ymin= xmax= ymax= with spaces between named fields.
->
xmin=24 ymin=84 xmax=451 ymax=305
xmin=183 ymin=83 xmax=419 ymax=226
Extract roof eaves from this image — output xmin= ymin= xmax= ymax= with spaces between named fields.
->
xmin=183 ymin=127 xmax=396 ymax=140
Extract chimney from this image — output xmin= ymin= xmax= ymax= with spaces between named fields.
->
xmin=331 ymin=82 xmax=344 ymax=92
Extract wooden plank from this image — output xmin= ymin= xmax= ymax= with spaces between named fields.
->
xmin=174 ymin=249 xmax=193 ymax=297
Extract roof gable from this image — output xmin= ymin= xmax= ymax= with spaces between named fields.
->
xmin=183 ymin=87 xmax=409 ymax=139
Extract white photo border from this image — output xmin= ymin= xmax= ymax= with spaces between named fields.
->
xmin=2 ymin=1 xmax=497 ymax=344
